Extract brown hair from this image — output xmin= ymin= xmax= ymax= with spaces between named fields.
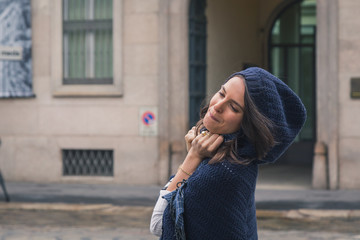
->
xmin=195 ymin=78 xmax=276 ymax=165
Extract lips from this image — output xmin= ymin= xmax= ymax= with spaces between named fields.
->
xmin=209 ymin=110 xmax=220 ymax=122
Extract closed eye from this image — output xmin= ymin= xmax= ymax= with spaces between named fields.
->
xmin=230 ymin=105 xmax=240 ymax=113
xmin=222 ymin=85 xmax=244 ymax=112
xmin=218 ymin=90 xmax=241 ymax=112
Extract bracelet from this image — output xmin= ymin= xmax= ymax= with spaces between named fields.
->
xmin=178 ymin=164 xmax=192 ymax=176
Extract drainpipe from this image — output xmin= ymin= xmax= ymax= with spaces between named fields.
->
xmin=312 ymin=142 xmax=328 ymax=189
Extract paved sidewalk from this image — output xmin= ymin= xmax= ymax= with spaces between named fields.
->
xmin=1 ymin=202 xmax=360 ymax=239
xmin=1 ymin=180 xmax=360 ymax=239
xmin=0 ymin=165 xmax=359 ymax=224
xmin=2 ymin=163 xmax=360 ymax=239
xmin=0 ymin=181 xmax=160 ymax=206
xmin=2 ymin=163 xmax=359 ymax=211
xmin=2 ymin=181 xmax=360 ymax=211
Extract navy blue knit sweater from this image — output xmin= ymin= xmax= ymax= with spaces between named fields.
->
xmin=161 ymin=67 xmax=306 ymax=240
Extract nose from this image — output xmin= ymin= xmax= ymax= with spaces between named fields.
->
xmin=213 ymin=99 xmax=225 ymax=113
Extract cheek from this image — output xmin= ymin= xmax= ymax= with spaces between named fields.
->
xmin=227 ymin=114 xmax=243 ymax=130
xmin=208 ymin=95 xmax=219 ymax=107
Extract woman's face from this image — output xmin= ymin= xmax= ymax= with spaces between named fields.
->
xmin=203 ymin=76 xmax=245 ymax=134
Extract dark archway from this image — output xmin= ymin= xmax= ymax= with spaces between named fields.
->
xmin=268 ymin=0 xmax=316 ymax=165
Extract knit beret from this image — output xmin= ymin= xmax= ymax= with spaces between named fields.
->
xmin=228 ymin=67 xmax=307 ymax=163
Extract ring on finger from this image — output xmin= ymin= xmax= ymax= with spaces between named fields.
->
xmin=201 ymin=130 xmax=209 ymax=137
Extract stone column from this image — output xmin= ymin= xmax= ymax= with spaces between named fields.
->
xmin=315 ymin=0 xmax=339 ymax=190
xmin=158 ymin=0 xmax=190 ymax=183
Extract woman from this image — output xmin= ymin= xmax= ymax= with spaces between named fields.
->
xmin=150 ymin=67 xmax=306 ymax=239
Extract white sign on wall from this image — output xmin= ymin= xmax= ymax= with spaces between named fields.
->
xmin=0 ymin=46 xmax=23 ymax=61
xmin=139 ymin=107 xmax=158 ymax=136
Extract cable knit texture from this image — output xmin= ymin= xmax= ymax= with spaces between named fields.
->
xmin=160 ymin=67 xmax=306 ymax=240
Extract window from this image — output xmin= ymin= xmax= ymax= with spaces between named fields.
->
xmin=51 ymin=0 xmax=122 ymax=97
xmin=189 ymin=0 xmax=207 ymax=128
xmin=63 ymin=0 xmax=113 ymax=85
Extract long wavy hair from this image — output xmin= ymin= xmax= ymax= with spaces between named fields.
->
xmin=195 ymin=77 xmax=276 ymax=165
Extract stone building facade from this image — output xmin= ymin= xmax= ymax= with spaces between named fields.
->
xmin=0 ymin=0 xmax=359 ymax=189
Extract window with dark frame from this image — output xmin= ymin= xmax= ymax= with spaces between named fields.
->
xmin=189 ymin=0 xmax=207 ymax=128
xmin=269 ymin=0 xmax=316 ymax=141
xmin=63 ymin=0 xmax=113 ymax=85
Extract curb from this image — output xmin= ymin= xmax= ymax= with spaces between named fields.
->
xmin=2 ymin=203 xmax=360 ymax=220
xmin=0 ymin=202 xmax=153 ymax=214
xmin=257 ymin=209 xmax=360 ymax=220
xmin=0 ymin=202 xmax=114 ymax=211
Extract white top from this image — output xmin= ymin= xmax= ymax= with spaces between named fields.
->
xmin=150 ymin=180 xmax=172 ymax=237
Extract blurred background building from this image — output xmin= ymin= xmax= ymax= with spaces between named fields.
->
xmin=0 ymin=0 xmax=358 ymax=190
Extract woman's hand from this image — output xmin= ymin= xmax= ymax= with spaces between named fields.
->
xmin=188 ymin=131 xmax=224 ymax=160
xmin=166 ymin=131 xmax=224 ymax=192
xmin=185 ymin=127 xmax=196 ymax=152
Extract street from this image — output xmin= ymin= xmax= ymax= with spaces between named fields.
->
xmin=1 ymin=205 xmax=360 ymax=240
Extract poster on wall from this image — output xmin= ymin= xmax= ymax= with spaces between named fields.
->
xmin=0 ymin=0 xmax=34 ymax=98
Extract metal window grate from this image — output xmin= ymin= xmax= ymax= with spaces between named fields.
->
xmin=62 ymin=149 xmax=113 ymax=176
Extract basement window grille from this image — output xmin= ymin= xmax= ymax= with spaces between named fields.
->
xmin=62 ymin=149 xmax=113 ymax=176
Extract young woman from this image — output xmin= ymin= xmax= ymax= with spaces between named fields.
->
xmin=150 ymin=67 xmax=306 ymax=240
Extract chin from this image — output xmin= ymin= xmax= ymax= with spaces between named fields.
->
xmin=203 ymin=117 xmax=212 ymax=131
xmin=203 ymin=119 xmax=219 ymax=134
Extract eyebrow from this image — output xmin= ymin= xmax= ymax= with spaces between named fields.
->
xmin=221 ymin=85 xmax=245 ymax=111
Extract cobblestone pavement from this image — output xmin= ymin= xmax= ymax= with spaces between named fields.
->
xmin=0 ymin=226 xmax=157 ymax=240
xmin=258 ymin=217 xmax=360 ymax=240
xmin=1 ymin=206 xmax=360 ymax=240
xmin=258 ymin=230 xmax=360 ymax=240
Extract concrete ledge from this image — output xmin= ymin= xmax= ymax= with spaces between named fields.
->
xmin=0 ymin=202 xmax=114 ymax=211
xmin=257 ymin=209 xmax=360 ymax=220
xmin=0 ymin=202 xmax=153 ymax=213
xmin=2 ymin=203 xmax=360 ymax=220
xmin=256 ymin=210 xmax=286 ymax=218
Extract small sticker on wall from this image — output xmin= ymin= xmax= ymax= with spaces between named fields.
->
xmin=139 ymin=107 xmax=158 ymax=136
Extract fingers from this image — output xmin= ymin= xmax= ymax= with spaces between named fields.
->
xmin=207 ymin=135 xmax=224 ymax=153
xmin=185 ymin=127 xmax=197 ymax=152
xmin=185 ymin=127 xmax=196 ymax=143
xmin=202 ymin=133 xmax=223 ymax=153
xmin=189 ymin=126 xmax=196 ymax=133
xmin=191 ymin=131 xmax=224 ymax=157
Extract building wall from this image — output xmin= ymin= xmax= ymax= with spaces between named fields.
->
xmin=316 ymin=0 xmax=360 ymax=189
xmin=0 ymin=0 xmax=161 ymax=184
xmin=2 ymin=0 xmax=360 ymax=190
xmin=168 ymin=0 xmax=360 ymax=190
xmin=206 ymin=0 xmax=283 ymax=96
xmin=206 ymin=0 xmax=261 ymax=96
xmin=338 ymin=0 xmax=360 ymax=189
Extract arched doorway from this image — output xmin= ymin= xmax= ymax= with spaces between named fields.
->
xmin=188 ymin=0 xmax=207 ymax=128
xmin=269 ymin=0 xmax=316 ymax=165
